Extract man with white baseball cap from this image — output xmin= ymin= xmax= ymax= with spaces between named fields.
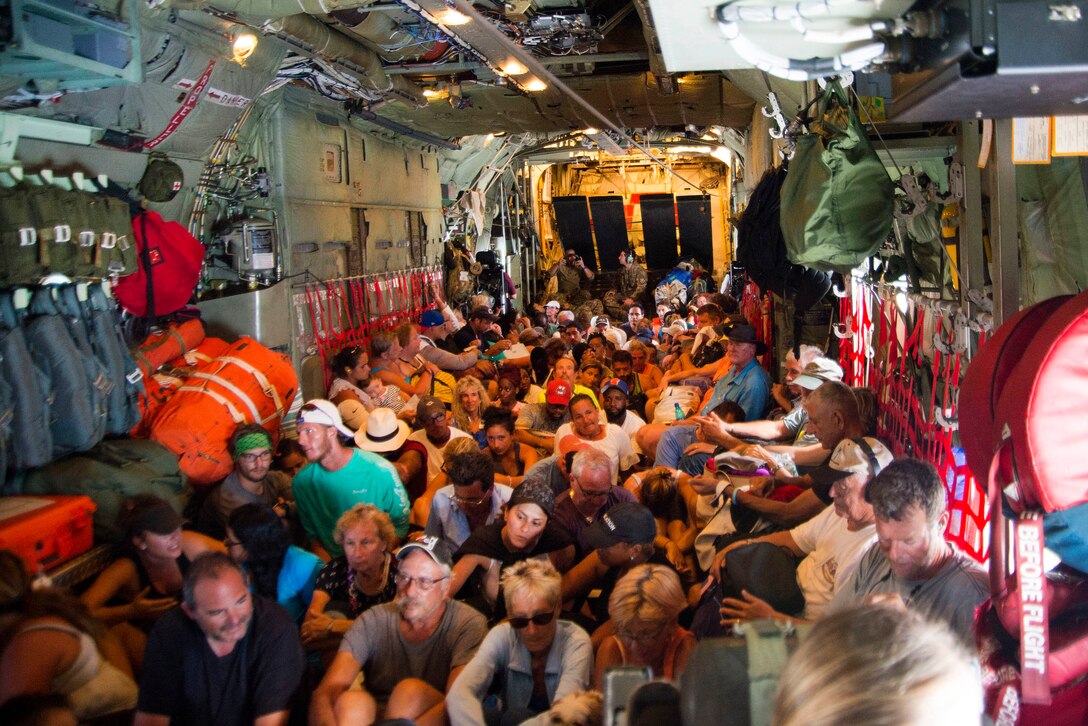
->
xmin=692 ymin=355 xmax=842 ymax=451
xmin=691 ymin=435 xmax=893 ymax=635
xmin=293 ymin=399 xmax=410 ymax=560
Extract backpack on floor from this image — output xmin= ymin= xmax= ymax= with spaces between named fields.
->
xmin=150 ymin=337 xmax=297 ymax=485
xmin=20 ymin=439 xmax=188 ymax=543
xmin=681 ymin=620 xmax=811 ymax=726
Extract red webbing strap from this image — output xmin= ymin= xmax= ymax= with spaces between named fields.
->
xmin=305 ymin=283 xmax=333 ymax=390
xmin=372 ymin=277 xmax=385 ymax=326
xmin=348 ymin=278 xmax=370 ymax=346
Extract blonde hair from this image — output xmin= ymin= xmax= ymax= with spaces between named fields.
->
xmin=773 ymin=605 xmax=981 ymax=726
xmin=442 ymin=436 xmax=482 ymax=460
xmin=502 ymin=559 xmax=561 ymax=612
xmin=608 ymin=564 xmax=686 ymax=628
xmin=332 ymin=503 xmax=397 ymax=549
xmin=452 ymin=376 xmax=491 ymax=431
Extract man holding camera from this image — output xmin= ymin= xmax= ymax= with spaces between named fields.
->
xmin=550 ymin=248 xmax=594 ymax=305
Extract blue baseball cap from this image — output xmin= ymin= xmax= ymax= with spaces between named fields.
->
xmin=600 ymin=378 xmax=628 ymax=396
xmin=420 ymin=309 xmax=446 ymax=328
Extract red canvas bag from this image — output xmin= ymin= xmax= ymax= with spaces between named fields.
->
xmin=113 ymin=211 xmax=203 ymax=318
xmin=994 ymin=289 xmax=1088 ymax=513
xmin=959 ymin=295 xmax=1068 ymax=484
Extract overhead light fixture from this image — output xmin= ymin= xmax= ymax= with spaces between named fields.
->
xmin=435 ymin=8 xmax=471 ymax=26
xmin=583 ymin=127 xmax=599 ymax=135
xmin=501 ymin=59 xmax=528 ymax=76
xmin=231 ymin=29 xmax=258 ymax=66
xmin=523 ymin=78 xmax=547 ymax=92
xmin=423 ymin=87 xmax=448 ymax=100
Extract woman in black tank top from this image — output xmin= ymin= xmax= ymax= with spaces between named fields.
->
xmin=80 ymin=495 xmax=224 ymax=636
xmin=482 ymin=407 xmax=539 ymax=488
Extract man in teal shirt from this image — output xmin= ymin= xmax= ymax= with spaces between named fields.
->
xmin=293 ymin=399 xmax=410 ymax=559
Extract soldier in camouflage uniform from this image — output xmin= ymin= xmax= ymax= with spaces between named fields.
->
xmin=549 ymin=248 xmax=594 ymax=305
xmin=617 ymin=249 xmax=648 ymax=305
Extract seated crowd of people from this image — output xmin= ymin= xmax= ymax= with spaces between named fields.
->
xmin=0 ymin=276 xmax=990 ymax=726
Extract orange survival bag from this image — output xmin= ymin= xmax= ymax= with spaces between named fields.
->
xmin=149 ymin=337 xmax=297 ymax=485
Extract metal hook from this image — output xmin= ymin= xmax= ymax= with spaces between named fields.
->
xmin=832 ymin=322 xmax=851 ymax=339
xmin=832 ymin=280 xmax=849 ymax=298
xmin=761 ymin=92 xmax=789 ymax=141
xmin=933 ymin=407 xmax=959 ymax=430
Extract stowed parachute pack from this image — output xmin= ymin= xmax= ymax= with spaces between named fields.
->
xmin=0 ymin=183 xmax=138 ymax=284
xmin=0 ymin=291 xmax=52 ymax=482
xmin=0 ymin=282 xmax=145 ymax=487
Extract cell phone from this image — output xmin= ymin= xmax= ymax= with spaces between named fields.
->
xmin=604 ymin=666 xmax=652 ymax=726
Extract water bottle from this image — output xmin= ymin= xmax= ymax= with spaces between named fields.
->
xmin=674 ymin=402 xmax=686 ymax=421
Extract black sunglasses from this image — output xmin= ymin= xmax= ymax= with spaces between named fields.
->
xmin=509 ymin=611 xmax=556 ymax=629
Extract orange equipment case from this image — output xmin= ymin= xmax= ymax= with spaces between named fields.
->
xmin=0 ymin=495 xmax=96 ymax=573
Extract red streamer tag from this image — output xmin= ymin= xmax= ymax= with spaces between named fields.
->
xmin=145 ymin=59 xmax=216 ymax=150
xmin=990 ymin=683 xmax=1021 ymax=726
xmin=1015 ymin=515 xmax=1051 ymax=705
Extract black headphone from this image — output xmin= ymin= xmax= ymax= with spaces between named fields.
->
xmin=851 ymin=437 xmax=883 ymax=477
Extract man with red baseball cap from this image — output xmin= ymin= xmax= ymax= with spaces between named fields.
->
xmin=514 ymin=379 xmax=573 ymax=455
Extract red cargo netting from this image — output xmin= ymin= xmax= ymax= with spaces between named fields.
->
xmin=303 ymin=267 xmax=442 ymax=391
xmin=740 ymin=280 xmax=774 ymax=368
xmin=838 ymin=278 xmax=989 ymax=563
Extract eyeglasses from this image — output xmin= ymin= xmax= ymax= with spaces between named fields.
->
xmin=394 ymin=573 xmax=449 ymax=591
xmin=452 ymin=492 xmax=489 ymax=508
xmin=509 ymin=611 xmax=556 ymax=629
xmin=616 ymin=621 xmax=669 ymax=643
xmin=239 ymin=450 xmax=272 ymax=463
xmin=576 ymin=481 xmax=611 ymax=500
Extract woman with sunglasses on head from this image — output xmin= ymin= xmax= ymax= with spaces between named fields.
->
xmin=452 ymin=375 xmax=492 ymax=447
xmin=447 ymin=560 xmax=592 ymax=726
xmin=328 ymin=345 xmax=376 ymax=409
xmin=593 ymin=564 xmax=695 ymax=688
xmin=223 ymin=504 xmax=322 ymax=623
xmin=302 ymin=504 xmax=398 ymax=652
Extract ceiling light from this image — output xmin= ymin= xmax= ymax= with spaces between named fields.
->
xmin=231 ymin=30 xmax=258 ymax=66
xmin=501 ymin=59 xmax=528 ymax=76
xmin=523 ymin=78 xmax=548 ymax=92
xmin=583 ymin=127 xmax=599 ymax=135
xmin=423 ymin=87 xmax=448 ymax=100
xmin=435 ymin=8 xmax=471 ymax=25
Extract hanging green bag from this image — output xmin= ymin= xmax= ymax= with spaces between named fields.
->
xmin=780 ymin=80 xmax=894 ymax=274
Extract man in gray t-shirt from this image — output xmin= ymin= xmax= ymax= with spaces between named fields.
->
xmin=310 ymin=538 xmax=487 ymax=726
xmin=827 ymin=458 xmax=988 ymax=644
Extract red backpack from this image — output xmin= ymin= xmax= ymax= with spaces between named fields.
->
xmin=113 ymin=211 xmax=203 ymax=318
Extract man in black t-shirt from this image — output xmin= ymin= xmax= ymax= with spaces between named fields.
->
xmin=135 ymin=553 xmax=305 ymax=726
xmin=452 ymin=306 xmax=512 ymax=357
